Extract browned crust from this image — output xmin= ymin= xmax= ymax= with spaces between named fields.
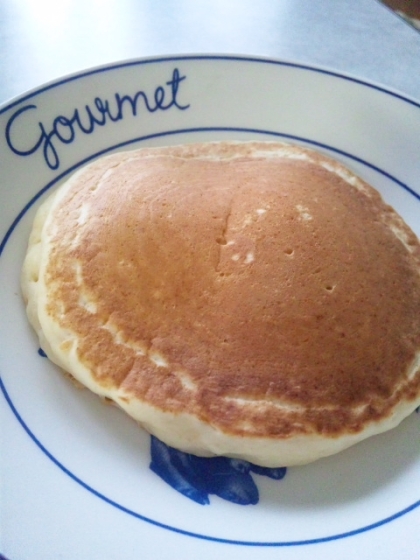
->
xmin=42 ymin=142 xmax=420 ymax=438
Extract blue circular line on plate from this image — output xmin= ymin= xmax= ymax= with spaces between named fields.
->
xmin=1 ymin=376 xmax=420 ymax=548
xmin=1 ymin=126 xmax=420 ymax=547
xmin=1 ymin=54 xmax=420 ymax=115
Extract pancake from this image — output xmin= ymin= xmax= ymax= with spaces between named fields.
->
xmin=21 ymin=141 xmax=420 ymax=467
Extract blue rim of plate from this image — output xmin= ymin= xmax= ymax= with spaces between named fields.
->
xmin=1 ymin=54 xmax=420 ymax=115
xmin=1 ymin=55 xmax=420 ymax=548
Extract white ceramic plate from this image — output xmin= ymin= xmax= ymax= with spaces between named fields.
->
xmin=1 ymin=55 xmax=420 ymax=560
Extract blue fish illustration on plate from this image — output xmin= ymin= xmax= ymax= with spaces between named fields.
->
xmin=150 ymin=435 xmax=287 ymax=505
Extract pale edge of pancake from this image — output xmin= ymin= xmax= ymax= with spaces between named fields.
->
xmin=21 ymin=141 xmax=420 ymax=467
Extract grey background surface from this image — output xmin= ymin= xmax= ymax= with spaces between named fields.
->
xmin=0 ymin=0 xmax=419 ymax=105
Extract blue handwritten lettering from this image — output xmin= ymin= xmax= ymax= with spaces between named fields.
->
xmin=5 ymin=68 xmax=190 ymax=170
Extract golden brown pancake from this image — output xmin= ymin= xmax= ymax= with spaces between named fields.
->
xmin=21 ymin=141 xmax=420 ymax=466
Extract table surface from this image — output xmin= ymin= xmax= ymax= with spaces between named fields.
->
xmin=0 ymin=0 xmax=420 ymax=106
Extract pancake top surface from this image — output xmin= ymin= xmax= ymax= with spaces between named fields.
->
xmin=36 ymin=142 xmax=420 ymax=439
